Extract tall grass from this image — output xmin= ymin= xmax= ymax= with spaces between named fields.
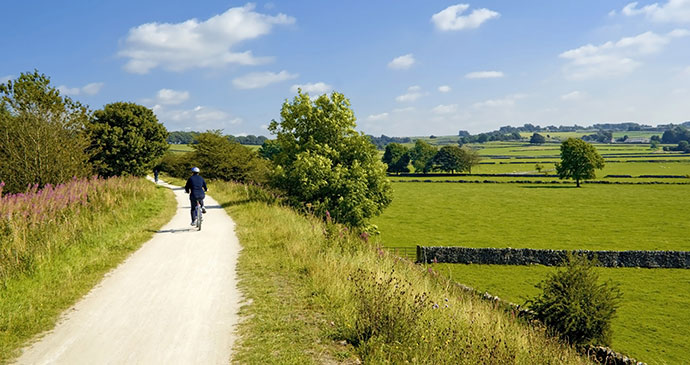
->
xmin=0 ymin=177 xmax=175 ymax=362
xmin=210 ymin=180 xmax=590 ymax=364
xmin=0 ymin=177 xmax=154 ymax=283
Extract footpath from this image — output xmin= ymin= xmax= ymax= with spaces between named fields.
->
xmin=16 ymin=180 xmax=242 ymax=364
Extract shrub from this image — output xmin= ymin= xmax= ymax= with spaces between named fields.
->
xmin=157 ymin=152 xmax=192 ymax=179
xmin=527 ymin=254 xmax=622 ymax=347
xmin=191 ymin=131 xmax=270 ymax=184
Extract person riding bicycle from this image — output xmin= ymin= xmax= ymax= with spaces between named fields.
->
xmin=184 ymin=167 xmax=207 ymax=226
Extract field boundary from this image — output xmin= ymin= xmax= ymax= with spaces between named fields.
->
xmin=417 ymin=246 xmax=690 ymax=269
xmin=391 ymin=179 xmax=690 ymax=185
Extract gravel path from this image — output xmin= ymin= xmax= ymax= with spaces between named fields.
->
xmin=15 ymin=180 xmax=242 ymax=364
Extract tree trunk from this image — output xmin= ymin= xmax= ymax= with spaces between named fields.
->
xmin=576 ymin=179 xmax=581 ymax=187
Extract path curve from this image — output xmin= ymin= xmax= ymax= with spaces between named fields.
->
xmin=15 ymin=179 xmax=242 ymax=364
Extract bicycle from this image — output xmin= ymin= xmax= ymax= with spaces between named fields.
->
xmin=195 ymin=200 xmax=203 ymax=231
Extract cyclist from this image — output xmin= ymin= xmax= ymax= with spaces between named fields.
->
xmin=184 ymin=167 xmax=207 ymax=226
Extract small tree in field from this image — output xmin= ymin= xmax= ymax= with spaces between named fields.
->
xmin=382 ymin=143 xmax=410 ymax=174
xmin=555 ymin=138 xmax=604 ymax=187
xmin=530 ymin=132 xmax=546 ymax=144
xmin=527 ymin=254 xmax=622 ymax=347
xmin=409 ymin=140 xmax=437 ymax=173
xmin=268 ymin=90 xmax=391 ymax=227
xmin=88 ymin=102 xmax=168 ymax=177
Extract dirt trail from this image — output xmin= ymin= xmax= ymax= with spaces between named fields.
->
xmin=15 ymin=180 xmax=242 ymax=364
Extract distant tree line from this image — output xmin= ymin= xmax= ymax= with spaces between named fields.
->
xmin=382 ymin=140 xmax=480 ymax=174
xmin=167 ymin=131 xmax=268 ymax=145
xmin=581 ymin=130 xmax=613 ymax=143
xmin=367 ymin=134 xmax=412 ymax=150
xmin=661 ymin=126 xmax=690 ymax=153
xmin=491 ymin=122 xmax=684 ymax=134
xmin=458 ymin=131 xmax=523 ymax=144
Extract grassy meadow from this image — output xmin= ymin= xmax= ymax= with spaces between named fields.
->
xmin=204 ymin=180 xmax=591 ymax=364
xmin=373 ymin=139 xmax=690 ymax=363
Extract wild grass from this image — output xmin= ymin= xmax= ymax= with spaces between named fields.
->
xmin=209 ymin=180 xmax=591 ymax=364
xmin=438 ymin=264 xmax=690 ymax=364
xmin=0 ymin=178 xmax=175 ymax=362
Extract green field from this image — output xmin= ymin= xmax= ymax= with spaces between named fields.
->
xmin=437 ymin=264 xmax=690 ymax=364
xmin=372 ymin=182 xmax=690 ymax=364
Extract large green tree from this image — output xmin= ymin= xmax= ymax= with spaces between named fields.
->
xmin=268 ymin=90 xmax=392 ymax=227
xmin=191 ymin=131 xmax=269 ymax=183
xmin=88 ymin=102 xmax=168 ymax=177
xmin=0 ymin=71 xmax=91 ymax=194
xmin=382 ymin=143 xmax=410 ymax=174
xmin=555 ymin=138 xmax=604 ymax=187
xmin=409 ymin=140 xmax=437 ymax=173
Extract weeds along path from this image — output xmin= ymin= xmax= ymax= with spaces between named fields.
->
xmin=15 ymin=179 xmax=242 ymax=364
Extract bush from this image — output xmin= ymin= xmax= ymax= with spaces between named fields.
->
xmin=527 ymin=254 xmax=622 ymax=347
xmin=157 ymin=152 xmax=192 ymax=179
xmin=192 ymin=131 xmax=270 ymax=184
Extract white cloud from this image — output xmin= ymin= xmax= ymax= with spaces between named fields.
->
xmin=1 ymin=75 xmax=15 ymax=84
xmin=465 ymin=71 xmax=504 ymax=79
xmin=81 ymin=82 xmax=104 ymax=95
xmin=367 ymin=112 xmax=389 ymax=121
xmin=559 ymin=30 xmax=689 ymax=80
xmin=473 ymin=94 xmax=525 ymax=108
xmin=438 ymin=85 xmax=452 ymax=93
xmin=156 ymin=88 xmax=190 ymax=105
xmin=392 ymin=107 xmax=415 ymax=113
xmin=395 ymin=85 xmax=425 ymax=102
xmin=561 ymin=91 xmax=586 ymax=101
xmin=431 ymin=4 xmax=500 ymax=31
xmin=57 ymin=82 xmax=104 ymax=96
xmin=119 ymin=4 xmax=295 ymax=74
xmin=683 ymin=65 xmax=690 ymax=75
xmin=290 ymin=82 xmax=332 ymax=94
xmin=432 ymin=104 xmax=458 ymax=114
xmin=232 ymin=70 xmax=298 ymax=89
xmin=154 ymin=104 xmax=241 ymax=131
xmin=621 ymin=0 xmax=690 ymax=23
xmin=388 ymin=53 xmax=416 ymax=70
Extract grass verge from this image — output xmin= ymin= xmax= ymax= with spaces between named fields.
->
xmin=208 ymin=180 xmax=591 ymax=364
xmin=0 ymin=181 xmax=175 ymax=363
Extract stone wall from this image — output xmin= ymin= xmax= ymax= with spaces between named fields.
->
xmin=417 ymin=246 xmax=690 ymax=268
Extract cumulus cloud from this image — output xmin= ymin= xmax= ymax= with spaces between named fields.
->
xmin=438 ymin=85 xmax=452 ymax=93
xmin=431 ymin=4 xmax=500 ymax=31
xmin=432 ymin=104 xmax=458 ymax=114
xmin=392 ymin=107 xmax=415 ymax=113
xmin=290 ymin=82 xmax=332 ymax=94
xmin=621 ymin=0 xmax=690 ymax=23
xmin=559 ymin=30 xmax=689 ymax=80
xmin=57 ymin=82 xmax=105 ymax=96
xmin=388 ymin=53 xmax=416 ymax=70
xmin=473 ymin=94 xmax=526 ymax=108
xmin=561 ymin=91 xmax=586 ymax=101
xmin=156 ymin=89 xmax=190 ymax=105
xmin=153 ymin=104 xmax=241 ymax=130
xmin=119 ymin=4 xmax=295 ymax=74
xmin=367 ymin=112 xmax=389 ymax=121
xmin=232 ymin=70 xmax=298 ymax=89
xmin=465 ymin=71 xmax=504 ymax=79
xmin=395 ymin=86 xmax=425 ymax=102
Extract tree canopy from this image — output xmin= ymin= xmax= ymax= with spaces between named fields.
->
xmin=191 ymin=131 xmax=269 ymax=183
xmin=267 ymin=90 xmax=391 ymax=227
xmin=0 ymin=71 xmax=91 ymax=193
xmin=88 ymin=102 xmax=168 ymax=177
xmin=409 ymin=140 xmax=437 ymax=173
xmin=382 ymin=143 xmax=410 ymax=174
xmin=530 ymin=133 xmax=546 ymax=144
xmin=555 ymin=138 xmax=604 ymax=187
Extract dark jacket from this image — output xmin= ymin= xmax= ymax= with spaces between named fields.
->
xmin=185 ymin=174 xmax=207 ymax=199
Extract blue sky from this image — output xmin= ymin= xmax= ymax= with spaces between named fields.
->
xmin=2 ymin=1 xmax=690 ymax=136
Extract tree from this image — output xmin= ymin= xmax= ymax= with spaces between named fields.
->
xmin=530 ymin=132 xmax=546 ymax=144
xmin=460 ymin=145 xmax=481 ymax=173
xmin=527 ymin=254 xmax=622 ymax=347
xmin=258 ymin=139 xmax=282 ymax=160
xmin=268 ymin=90 xmax=392 ymax=227
xmin=88 ymin=102 xmax=168 ymax=177
xmin=382 ymin=143 xmax=410 ymax=174
xmin=431 ymin=145 xmax=466 ymax=173
xmin=409 ymin=140 xmax=437 ymax=173
xmin=192 ymin=131 xmax=269 ymax=183
xmin=0 ymin=71 xmax=92 ymax=194
xmin=555 ymin=138 xmax=604 ymax=187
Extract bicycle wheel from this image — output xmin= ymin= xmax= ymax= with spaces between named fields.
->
xmin=196 ymin=204 xmax=202 ymax=231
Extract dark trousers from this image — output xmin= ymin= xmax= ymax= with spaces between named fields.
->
xmin=190 ymin=197 xmax=204 ymax=222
